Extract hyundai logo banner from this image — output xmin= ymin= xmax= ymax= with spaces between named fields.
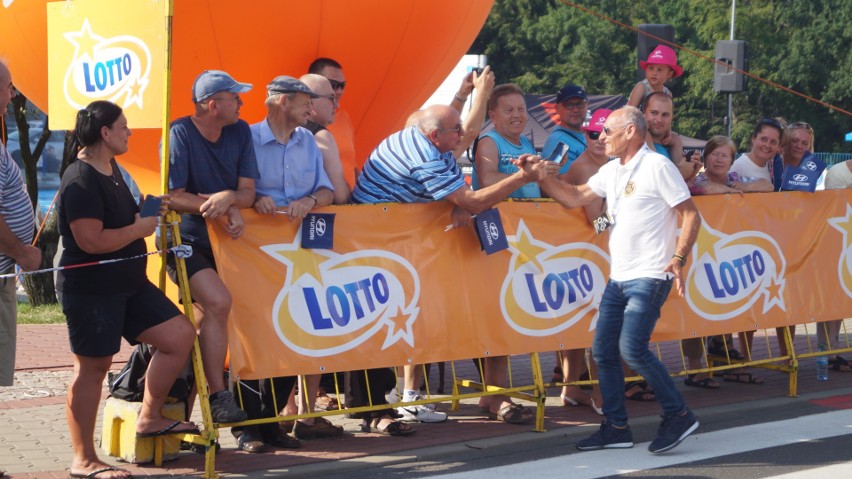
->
xmin=474 ymin=208 xmax=509 ymax=255
xmin=301 ymin=213 xmax=336 ymax=249
xmin=781 ymin=153 xmax=826 ymax=192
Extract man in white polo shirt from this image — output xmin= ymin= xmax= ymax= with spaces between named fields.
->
xmin=540 ymin=105 xmax=702 ymax=454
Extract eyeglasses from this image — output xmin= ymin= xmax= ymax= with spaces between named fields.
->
xmin=586 ymin=130 xmax=601 ymax=140
xmin=438 ymin=125 xmax=462 ymax=134
xmin=327 ymin=79 xmax=346 ymax=91
xmin=316 ymin=93 xmax=336 ymax=102
xmin=561 ymin=101 xmax=587 ymax=110
xmin=601 ymin=124 xmax=629 ymax=136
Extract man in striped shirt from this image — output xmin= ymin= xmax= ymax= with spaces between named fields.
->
xmin=352 ymin=104 xmax=560 ymax=422
xmin=0 ymin=60 xmax=41 ymax=388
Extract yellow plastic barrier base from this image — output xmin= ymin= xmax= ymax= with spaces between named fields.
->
xmin=100 ymin=397 xmax=186 ymax=464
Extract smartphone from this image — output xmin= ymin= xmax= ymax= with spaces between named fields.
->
xmin=471 ymin=67 xmax=484 ymax=76
xmin=546 ymin=142 xmax=570 ymax=162
xmin=684 ymin=149 xmax=694 ymax=162
xmin=139 ymin=195 xmax=163 ymax=217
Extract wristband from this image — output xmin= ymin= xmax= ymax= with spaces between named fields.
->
xmin=453 ymin=93 xmax=468 ymax=104
xmin=673 ymin=253 xmax=687 ymax=267
xmin=307 ymin=194 xmax=318 ymax=207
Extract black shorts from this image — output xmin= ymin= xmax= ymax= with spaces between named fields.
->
xmin=62 ymin=281 xmax=182 ymax=357
xmin=166 ymin=244 xmax=217 ymax=285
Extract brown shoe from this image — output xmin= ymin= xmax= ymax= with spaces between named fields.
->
xmin=293 ymin=417 xmax=344 ymax=440
xmin=238 ymin=429 xmax=270 ymax=454
xmin=279 ymin=420 xmax=294 ymax=433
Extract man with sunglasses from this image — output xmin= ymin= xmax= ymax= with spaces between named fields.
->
xmin=353 ymin=104 xmax=561 ymax=424
xmin=308 ymin=58 xmax=358 ymax=189
xmin=541 ymin=106 xmax=701 ymax=454
xmin=301 ymin=73 xmax=350 ymax=204
xmin=541 ymin=83 xmax=589 ymax=175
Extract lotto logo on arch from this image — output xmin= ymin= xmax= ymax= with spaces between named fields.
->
xmin=685 ymin=220 xmax=786 ymax=320
xmin=47 ymin=0 xmax=166 ymax=129
xmin=500 ymin=221 xmax=610 ymax=336
xmin=261 ymin=230 xmax=421 ymax=357
xmin=828 ymin=204 xmax=852 ymax=297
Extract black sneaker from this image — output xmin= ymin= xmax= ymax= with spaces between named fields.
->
xmin=210 ymin=390 xmax=248 ymax=423
xmin=649 ymin=409 xmax=699 ymax=454
xmin=576 ymin=421 xmax=634 ymax=450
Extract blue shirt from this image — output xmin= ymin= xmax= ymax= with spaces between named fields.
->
xmin=654 ymin=143 xmax=671 ymax=161
xmin=251 ymin=120 xmax=332 ymax=207
xmin=541 ymin=126 xmax=586 ymax=175
xmin=352 ymin=127 xmax=466 ymax=204
xmin=0 ymin=143 xmax=35 ymax=272
xmin=473 ymin=131 xmax=539 ymax=198
xmin=168 ymin=116 xmax=259 ymax=249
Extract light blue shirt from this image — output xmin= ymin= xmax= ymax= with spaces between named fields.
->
xmin=541 ymin=126 xmax=586 ymax=175
xmin=473 ymin=131 xmax=539 ymax=198
xmin=654 ymin=143 xmax=671 ymax=161
xmin=251 ymin=119 xmax=333 ymax=207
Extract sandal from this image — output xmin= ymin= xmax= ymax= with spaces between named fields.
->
xmin=625 ymin=381 xmax=656 ymax=401
xmin=314 ymin=394 xmax=340 ymax=411
xmin=372 ymin=416 xmax=416 ymax=436
xmin=723 ymin=372 xmax=764 ymax=384
xmin=707 ymin=338 xmax=744 ymax=360
xmin=684 ymin=374 xmax=721 ymax=389
xmin=828 ymin=356 xmax=850 ymax=372
xmin=490 ymin=403 xmax=532 ymax=424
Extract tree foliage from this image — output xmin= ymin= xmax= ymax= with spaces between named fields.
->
xmin=470 ymin=0 xmax=852 ymax=151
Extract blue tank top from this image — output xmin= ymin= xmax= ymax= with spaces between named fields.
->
xmin=472 ymin=131 xmax=540 ymax=198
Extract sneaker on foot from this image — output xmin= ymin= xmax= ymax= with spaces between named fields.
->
xmin=405 ymin=393 xmax=436 ymax=411
xmin=386 ymin=387 xmax=400 ymax=404
xmin=210 ymin=390 xmax=248 ymax=423
xmin=648 ymin=409 xmax=699 ymax=454
xmin=576 ymin=421 xmax=634 ymax=450
xmin=397 ymin=404 xmax=447 ymax=423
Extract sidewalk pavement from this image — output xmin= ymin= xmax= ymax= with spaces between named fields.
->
xmin=1 ymin=324 xmax=851 ymax=478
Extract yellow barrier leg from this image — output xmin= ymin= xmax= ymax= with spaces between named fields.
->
xmin=529 ymin=352 xmax=546 ymax=432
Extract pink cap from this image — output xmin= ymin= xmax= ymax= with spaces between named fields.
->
xmin=585 ymin=109 xmax=613 ymax=133
xmin=639 ymin=45 xmax=683 ymax=78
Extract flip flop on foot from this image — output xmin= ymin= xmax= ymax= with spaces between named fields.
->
xmin=684 ymin=374 xmax=720 ymax=389
xmin=723 ymin=372 xmax=764 ymax=384
xmin=136 ymin=420 xmax=199 ymax=438
xmin=374 ymin=416 xmax=416 ymax=436
xmin=490 ymin=403 xmax=532 ymax=424
xmin=69 ymin=465 xmax=132 ymax=478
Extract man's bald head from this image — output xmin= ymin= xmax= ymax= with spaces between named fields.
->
xmin=299 ymin=73 xmax=336 ymax=126
xmin=418 ymin=105 xmax=462 ymax=153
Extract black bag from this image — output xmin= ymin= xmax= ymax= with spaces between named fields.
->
xmin=108 ymin=344 xmax=193 ymax=404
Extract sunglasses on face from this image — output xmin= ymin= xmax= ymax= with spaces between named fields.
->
xmin=587 ymin=130 xmax=601 ymax=140
xmin=327 ymin=79 xmax=346 ymax=90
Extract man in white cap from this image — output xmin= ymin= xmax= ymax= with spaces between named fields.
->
xmin=167 ymin=69 xmax=259 ymax=423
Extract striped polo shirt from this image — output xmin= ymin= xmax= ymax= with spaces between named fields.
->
xmin=352 ymin=127 xmax=466 ymax=204
xmin=0 ymin=143 xmax=35 ymax=271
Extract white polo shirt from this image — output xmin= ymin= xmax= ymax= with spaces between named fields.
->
xmin=587 ymin=145 xmax=690 ymax=281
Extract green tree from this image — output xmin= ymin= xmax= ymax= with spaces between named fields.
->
xmin=470 ymin=0 xmax=852 ymax=151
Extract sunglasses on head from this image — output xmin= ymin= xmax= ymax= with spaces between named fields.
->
xmin=587 ymin=130 xmax=601 ymax=140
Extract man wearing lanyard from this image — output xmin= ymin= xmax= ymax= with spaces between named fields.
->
xmin=540 ymin=106 xmax=702 ymax=454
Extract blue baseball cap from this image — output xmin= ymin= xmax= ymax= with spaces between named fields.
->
xmin=192 ymin=70 xmax=252 ymax=103
xmin=555 ymin=84 xmax=588 ymax=104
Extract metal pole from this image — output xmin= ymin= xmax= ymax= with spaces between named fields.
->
xmin=727 ymin=0 xmax=736 ymax=137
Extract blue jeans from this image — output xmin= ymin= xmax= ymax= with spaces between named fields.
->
xmin=592 ymin=277 xmax=685 ymax=427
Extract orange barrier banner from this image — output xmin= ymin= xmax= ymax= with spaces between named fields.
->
xmin=209 ymin=191 xmax=852 ymax=380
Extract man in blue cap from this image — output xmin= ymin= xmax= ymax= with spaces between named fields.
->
xmin=541 ymin=84 xmax=589 ymax=175
xmin=167 ymin=69 xmax=259 ymax=424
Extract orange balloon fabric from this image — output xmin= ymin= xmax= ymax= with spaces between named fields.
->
xmin=1 ymin=0 xmax=494 ymax=191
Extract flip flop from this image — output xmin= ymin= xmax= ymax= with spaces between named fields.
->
xmin=136 ymin=420 xmax=200 ymax=438
xmin=490 ymin=403 xmax=532 ymax=424
xmin=69 ymin=466 xmax=132 ymax=478
xmin=684 ymin=374 xmax=721 ymax=389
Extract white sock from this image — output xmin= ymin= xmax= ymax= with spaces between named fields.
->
xmin=403 ymin=389 xmax=418 ymax=400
